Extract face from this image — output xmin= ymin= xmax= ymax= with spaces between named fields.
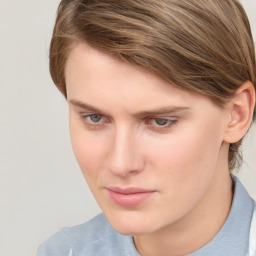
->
xmin=65 ymin=43 xmax=230 ymax=236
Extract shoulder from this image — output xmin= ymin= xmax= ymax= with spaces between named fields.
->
xmin=37 ymin=213 xmax=137 ymax=256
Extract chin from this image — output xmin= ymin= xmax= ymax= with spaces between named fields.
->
xmin=111 ymin=222 xmax=155 ymax=236
xmin=104 ymin=210 xmax=158 ymax=236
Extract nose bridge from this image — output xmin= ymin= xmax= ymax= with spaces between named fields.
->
xmin=108 ymin=124 xmax=142 ymax=177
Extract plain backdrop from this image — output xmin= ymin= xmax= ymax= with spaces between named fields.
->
xmin=0 ymin=1 xmax=255 ymax=256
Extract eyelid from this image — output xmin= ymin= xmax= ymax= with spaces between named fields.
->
xmin=87 ymin=114 xmax=104 ymax=123
xmin=77 ymin=110 xmax=178 ymax=132
xmin=83 ymin=113 xmax=108 ymax=121
xmin=145 ymin=117 xmax=178 ymax=130
xmin=145 ymin=116 xmax=178 ymax=122
xmin=79 ymin=113 xmax=111 ymax=129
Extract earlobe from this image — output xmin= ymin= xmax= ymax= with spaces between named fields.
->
xmin=224 ymin=81 xmax=256 ymax=143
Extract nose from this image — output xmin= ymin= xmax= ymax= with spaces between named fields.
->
xmin=108 ymin=126 xmax=144 ymax=177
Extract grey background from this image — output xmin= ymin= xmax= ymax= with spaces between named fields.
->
xmin=0 ymin=1 xmax=255 ymax=255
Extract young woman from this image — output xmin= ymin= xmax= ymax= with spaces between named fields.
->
xmin=37 ymin=0 xmax=256 ymax=255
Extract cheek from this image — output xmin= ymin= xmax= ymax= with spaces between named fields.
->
xmin=141 ymin=123 xmax=224 ymax=224
xmin=146 ymin=122 xmax=223 ymax=187
xmin=69 ymin=122 xmax=107 ymax=182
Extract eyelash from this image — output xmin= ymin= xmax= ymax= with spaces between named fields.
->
xmin=80 ymin=114 xmax=178 ymax=131
xmin=145 ymin=118 xmax=178 ymax=131
xmin=80 ymin=114 xmax=110 ymax=129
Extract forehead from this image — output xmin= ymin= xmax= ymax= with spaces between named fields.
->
xmin=65 ymin=42 xmax=163 ymax=88
xmin=65 ymin=43 xmax=216 ymax=114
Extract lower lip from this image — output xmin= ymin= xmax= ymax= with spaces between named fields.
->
xmin=108 ymin=190 xmax=155 ymax=207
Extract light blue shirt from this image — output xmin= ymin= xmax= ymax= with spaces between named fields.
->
xmin=37 ymin=176 xmax=255 ymax=256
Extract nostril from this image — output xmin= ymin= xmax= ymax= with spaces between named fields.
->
xmin=108 ymin=129 xmax=144 ymax=177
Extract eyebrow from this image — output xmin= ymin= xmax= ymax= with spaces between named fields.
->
xmin=133 ymin=106 xmax=190 ymax=117
xmin=69 ymin=99 xmax=190 ymax=117
xmin=70 ymin=100 xmax=107 ymax=114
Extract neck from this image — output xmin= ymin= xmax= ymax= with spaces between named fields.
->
xmin=134 ymin=166 xmax=234 ymax=256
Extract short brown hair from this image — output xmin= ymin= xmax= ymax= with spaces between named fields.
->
xmin=50 ymin=0 xmax=256 ymax=170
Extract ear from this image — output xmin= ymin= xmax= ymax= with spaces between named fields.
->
xmin=224 ymin=81 xmax=255 ymax=143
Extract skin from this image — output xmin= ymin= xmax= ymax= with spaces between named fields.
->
xmin=64 ymin=43 xmax=253 ymax=256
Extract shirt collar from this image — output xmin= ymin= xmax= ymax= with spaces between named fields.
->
xmin=187 ymin=175 xmax=254 ymax=256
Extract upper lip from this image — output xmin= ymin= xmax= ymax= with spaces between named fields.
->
xmin=106 ymin=187 xmax=156 ymax=195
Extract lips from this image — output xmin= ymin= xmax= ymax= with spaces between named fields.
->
xmin=106 ymin=187 xmax=156 ymax=207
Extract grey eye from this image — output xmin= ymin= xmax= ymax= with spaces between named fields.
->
xmin=155 ymin=118 xmax=168 ymax=126
xmin=89 ymin=114 xmax=102 ymax=123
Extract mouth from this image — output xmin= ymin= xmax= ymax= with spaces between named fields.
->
xmin=106 ymin=187 xmax=157 ymax=207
